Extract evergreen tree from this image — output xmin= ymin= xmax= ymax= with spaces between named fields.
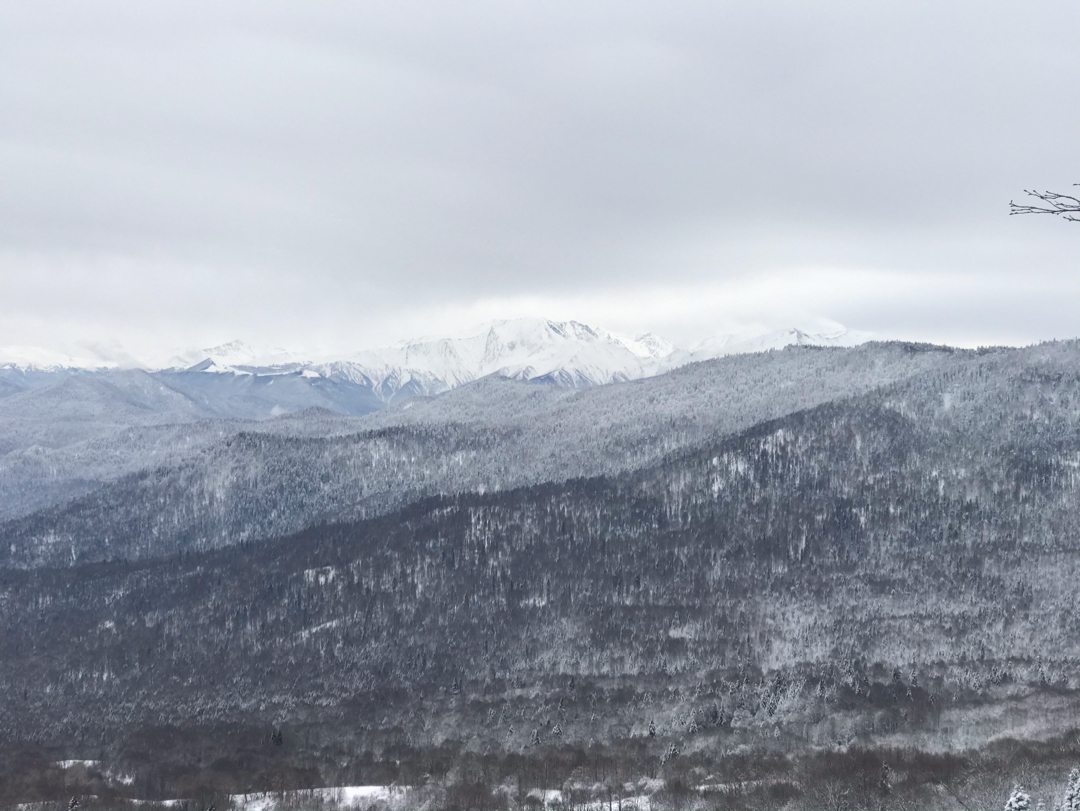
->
xmin=1063 ymin=768 xmax=1080 ymax=811
xmin=660 ymin=743 xmax=680 ymax=766
xmin=1005 ymin=785 xmax=1031 ymax=811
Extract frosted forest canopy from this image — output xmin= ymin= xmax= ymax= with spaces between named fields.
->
xmin=1 ymin=340 xmax=1079 ymax=811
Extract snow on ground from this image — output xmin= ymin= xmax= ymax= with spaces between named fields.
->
xmin=525 ymin=788 xmax=654 ymax=811
xmin=54 ymin=759 xmax=136 ymax=785
xmin=18 ymin=778 xmax=763 ymax=810
xmin=228 ymin=784 xmax=663 ymax=811
xmin=231 ymin=785 xmax=409 ymax=811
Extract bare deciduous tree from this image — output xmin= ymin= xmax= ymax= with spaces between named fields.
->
xmin=1010 ymin=186 xmax=1080 ymax=222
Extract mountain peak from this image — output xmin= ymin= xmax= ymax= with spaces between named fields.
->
xmin=629 ymin=333 xmax=677 ymax=359
xmin=166 ymin=340 xmax=296 ymax=371
xmin=686 ymin=325 xmax=870 ymax=361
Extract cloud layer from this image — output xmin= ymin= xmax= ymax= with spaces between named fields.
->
xmin=1 ymin=0 xmax=1076 ymax=356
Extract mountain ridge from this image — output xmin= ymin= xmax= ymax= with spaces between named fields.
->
xmin=6 ymin=339 xmax=1065 ymax=569
xmin=1 ymin=318 xmax=871 ymax=405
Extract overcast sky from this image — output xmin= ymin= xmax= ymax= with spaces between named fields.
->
xmin=1 ymin=0 xmax=1076 ymax=359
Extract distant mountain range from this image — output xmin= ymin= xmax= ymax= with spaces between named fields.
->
xmin=0 ymin=320 xmax=870 ymax=525
xmin=0 ymin=318 xmax=871 ymax=405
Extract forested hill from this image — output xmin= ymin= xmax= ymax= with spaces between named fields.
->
xmin=3 ymin=340 xmax=1075 ymax=568
xmin=2 ymin=341 xmax=1077 ymax=752
xmin=1 ymin=339 xmax=1078 ymax=808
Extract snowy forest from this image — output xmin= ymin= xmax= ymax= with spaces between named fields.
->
xmin=1 ymin=341 xmax=1079 ymax=810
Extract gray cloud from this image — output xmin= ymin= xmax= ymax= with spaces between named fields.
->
xmin=0 ymin=0 xmax=1076 ymax=355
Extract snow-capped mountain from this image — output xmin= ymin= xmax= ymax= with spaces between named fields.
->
xmin=0 ymin=346 xmax=119 ymax=371
xmin=164 ymin=340 xmax=297 ymax=372
xmin=677 ymin=326 xmax=872 ymax=366
xmin=313 ymin=318 xmax=669 ymax=398
xmin=2 ymin=319 xmax=873 ymax=407
xmin=208 ymin=319 xmax=870 ymax=402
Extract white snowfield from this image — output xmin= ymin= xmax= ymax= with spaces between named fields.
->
xmin=1 ymin=317 xmax=871 ymax=402
xmin=230 ymin=785 xmax=408 ymax=811
xmin=223 ymin=779 xmax=760 ymax=811
xmin=226 ymin=783 xmax=655 ymax=811
xmin=16 ymin=778 xmax=778 ymax=810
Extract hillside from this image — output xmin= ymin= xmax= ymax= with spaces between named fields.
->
xmin=1 ymin=340 xmax=1078 ymax=808
xmin=0 ymin=341 xmax=972 ymax=566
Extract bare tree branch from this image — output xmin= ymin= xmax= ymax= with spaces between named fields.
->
xmin=1009 ymin=185 xmax=1080 ymax=222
